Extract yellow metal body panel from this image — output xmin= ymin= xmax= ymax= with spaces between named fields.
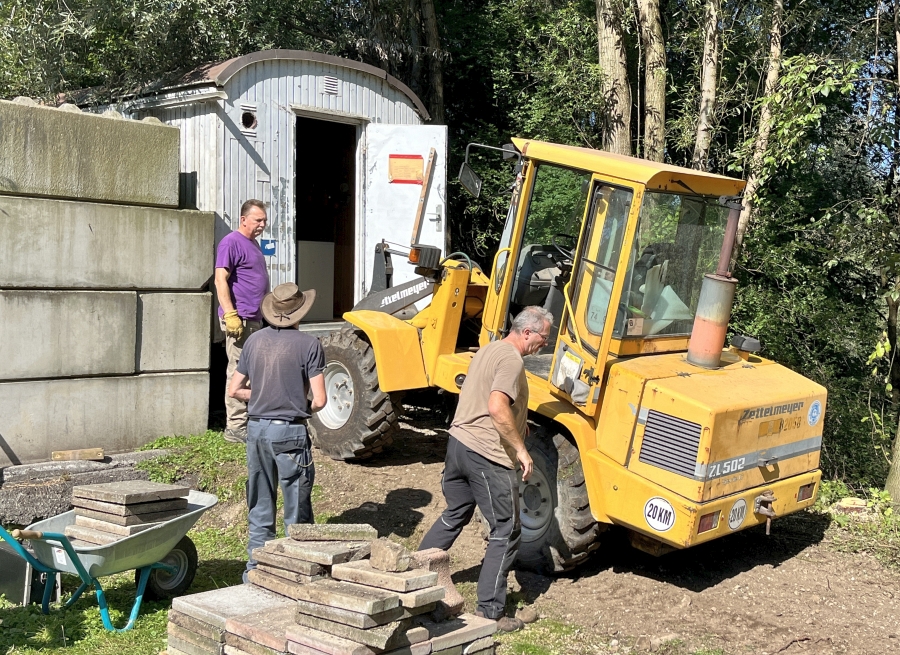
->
xmin=342 ymin=311 xmax=428 ymax=392
xmin=433 ymin=351 xmax=475 ymax=393
xmin=417 ymin=265 xmax=471 ymax=382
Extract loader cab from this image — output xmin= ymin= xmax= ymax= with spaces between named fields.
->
xmin=478 ymin=138 xmax=745 ymax=417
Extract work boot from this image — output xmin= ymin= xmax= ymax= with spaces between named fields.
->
xmin=476 ymin=611 xmax=524 ymax=633
xmin=224 ymin=427 xmax=247 ymax=443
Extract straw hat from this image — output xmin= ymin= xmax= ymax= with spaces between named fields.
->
xmin=260 ymin=283 xmax=316 ymax=327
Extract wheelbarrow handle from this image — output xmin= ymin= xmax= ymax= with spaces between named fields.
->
xmin=11 ymin=529 xmax=43 ymax=540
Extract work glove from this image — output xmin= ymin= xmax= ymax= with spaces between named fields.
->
xmin=223 ymin=310 xmax=244 ymax=339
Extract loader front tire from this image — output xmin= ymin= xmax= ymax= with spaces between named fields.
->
xmin=515 ymin=427 xmax=604 ymax=573
xmin=308 ymin=326 xmax=400 ymax=460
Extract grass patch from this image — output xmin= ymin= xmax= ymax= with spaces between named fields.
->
xmin=496 ymin=619 xmax=601 ymax=655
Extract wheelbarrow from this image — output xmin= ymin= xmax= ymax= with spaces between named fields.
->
xmin=0 ymin=489 xmax=217 ymax=632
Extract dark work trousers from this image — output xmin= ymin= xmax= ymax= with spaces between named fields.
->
xmin=419 ymin=436 xmax=521 ymax=619
xmin=243 ymin=418 xmax=315 ymax=583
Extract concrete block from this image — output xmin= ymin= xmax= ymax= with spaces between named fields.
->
xmin=0 ymin=372 xmax=209 ymax=467
xmin=0 ymin=291 xmax=136 ymax=380
xmin=288 ymin=524 xmax=377 ymax=542
xmin=418 ymin=615 xmax=496 ymax=652
xmin=74 ymin=496 xmax=188 ymax=516
xmin=169 ymin=623 xmax=225 ymax=654
xmin=169 ymin=609 xmax=226 ymax=643
xmin=74 ymin=505 xmax=185 ymax=526
xmin=225 ymin=606 xmax=296 ymax=652
xmin=292 ymin=613 xmax=413 ymax=651
xmin=0 ymin=195 xmax=213 ymax=289
xmin=247 ymin=569 xmax=315 ymax=599
xmin=0 ymin=99 xmax=179 ymax=206
xmin=411 ymin=550 xmax=464 ymax=618
xmin=293 ymin=579 xmax=400 ymax=614
xmin=286 ymin=625 xmax=378 ymax=655
xmin=173 ymin=585 xmax=294 ymax=631
xmin=331 ymin=561 xmax=437 ymax=593
xmin=371 ymin=539 xmax=411 ymax=573
xmin=256 ymin=564 xmax=323 ymax=584
xmin=139 ymin=293 xmax=211 ymax=372
xmin=396 ymin=586 xmax=445 ymax=609
xmin=73 ymin=480 xmax=189 ymax=503
xmin=252 ymin=548 xmax=324 ymax=576
xmin=266 ymin=539 xmax=371 ymax=566
xmin=74 ymin=514 xmax=159 ymax=536
xmin=225 ymin=633 xmax=284 ymax=655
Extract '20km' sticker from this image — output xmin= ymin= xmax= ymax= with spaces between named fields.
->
xmin=728 ymin=499 xmax=747 ymax=531
xmin=644 ymin=497 xmax=676 ymax=532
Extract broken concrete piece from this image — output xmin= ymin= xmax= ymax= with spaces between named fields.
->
xmin=293 ymin=614 xmax=415 ymax=650
xmin=417 ymin=614 xmax=496 ymax=652
xmin=73 ymin=480 xmax=188 ymax=504
xmin=73 ymin=496 xmax=188 ymax=516
xmin=285 ymin=625 xmax=378 ymax=655
xmin=253 ymin=548 xmax=325 ymax=576
xmin=63 ymin=524 xmax=119 ymax=545
xmin=411 ymin=549 xmax=464 ymax=618
xmin=293 ymin=579 xmax=400 ymax=614
xmin=168 ymin=622 xmax=225 ymax=653
xmin=257 ymin=564 xmax=323 ymax=585
xmin=74 ymin=514 xmax=159 ymax=537
xmin=266 ymin=538 xmax=371 ymax=566
xmin=287 ymin=523 xmax=377 ymax=542
xmin=225 ymin=605 xmax=295 ymax=652
xmin=371 ymin=539 xmax=411 ymax=573
xmin=331 ymin=561 xmax=437 ymax=593
xmin=225 ymin=632 xmax=285 ymax=655
xmin=396 ymin=586 xmax=445 ymax=609
xmin=172 ymin=584 xmax=294 ymax=630
xmin=74 ymin=505 xmax=185 ymax=526
xmin=168 ymin=609 xmax=225 ymax=643
xmin=169 ymin=633 xmax=225 ymax=655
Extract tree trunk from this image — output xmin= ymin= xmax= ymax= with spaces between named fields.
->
xmin=733 ymin=0 xmax=784 ymax=261
xmin=885 ymin=410 xmax=900 ymax=501
xmin=637 ymin=0 xmax=666 ymax=161
xmin=596 ymin=0 xmax=632 ymax=155
xmin=692 ymin=0 xmax=721 ymax=170
xmin=420 ymin=0 xmax=445 ymax=124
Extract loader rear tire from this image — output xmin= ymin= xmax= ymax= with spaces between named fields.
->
xmin=515 ymin=426 xmax=604 ymax=573
xmin=308 ymin=326 xmax=400 ymax=460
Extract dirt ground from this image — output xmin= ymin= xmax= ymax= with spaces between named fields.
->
xmin=310 ymin=400 xmax=900 ymax=655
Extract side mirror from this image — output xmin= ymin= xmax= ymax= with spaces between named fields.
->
xmin=458 ymin=162 xmax=483 ymax=198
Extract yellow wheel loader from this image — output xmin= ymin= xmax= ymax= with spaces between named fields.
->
xmin=308 ymin=138 xmax=825 ymax=572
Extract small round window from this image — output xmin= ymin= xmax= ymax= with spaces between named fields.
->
xmin=241 ymin=111 xmax=257 ymax=130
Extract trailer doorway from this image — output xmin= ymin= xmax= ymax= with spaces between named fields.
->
xmin=295 ymin=116 xmax=358 ymax=320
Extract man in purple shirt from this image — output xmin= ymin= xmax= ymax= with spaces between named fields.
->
xmin=215 ymin=199 xmax=270 ymax=443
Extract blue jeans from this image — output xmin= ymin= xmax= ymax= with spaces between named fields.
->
xmin=243 ymin=419 xmax=315 ymax=582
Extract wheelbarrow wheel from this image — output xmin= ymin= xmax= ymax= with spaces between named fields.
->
xmin=137 ymin=536 xmax=198 ymax=601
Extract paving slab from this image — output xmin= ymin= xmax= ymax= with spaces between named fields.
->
xmin=167 ymin=647 xmax=195 ymax=655
xmin=63 ymin=524 xmax=120 ymax=545
xmin=225 ymin=633 xmax=285 ymax=655
xmin=294 ymin=579 xmax=400 ymax=614
xmin=253 ymin=548 xmax=325 ymax=576
xmin=266 ymin=539 xmax=370 ymax=566
xmin=331 ymin=561 xmax=437 ymax=593
xmin=74 ymin=505 xmax=187 ymax=526
xmin=172 ymin=585 xmax=294 ymax=631
xmin=381 ymin=642 xmax=432 ymax=655
xmin=461 ymin=637 xmax=494 ymax=654
xmin=73 ymin=496 xmax=189 ymax=516
xmin=224 ymin=647 xmax=255 ymax=655
xmin=293 ymin=614 xmax=415 ymax=650
xmin=410 ymin=550 xmax=464 ymax=619
xmin=73 ymin=480 xmax=189 ymax=504
xmin=225 ymin=605 xmax=295 ymax=652
xmin=74 ymin=513 xmax=160 ymax=536
xmin=297 ymin=600 xmax=435 ymax=629
xmin=416 ymin=615 xmax=495 ymax=652
xmin=287 ymin=524 xmax=377 ymax=542
xmin=370 ymin=539 xmax=410 ymax=573
xmin=169 ymin=633 xmax=225 ymax=655
xmin=430 ymin=647 xmax=461 ymax=655
xmin=169 ymin=609 xmax=226 ymax=643
xmin=463 ymin=649 xmax=493 ymax=655
xmin=247 ymin=569 xmax=314 ymax=599
xmin=395 ymin=586 xmax=444 ymax=609
xmin=285 ymin=625 xmax=378 ymax=655
xmin=257 ymin=564 xmax=323 ymax=584
xmin=169 ymin=622 xmax=225 ymax=653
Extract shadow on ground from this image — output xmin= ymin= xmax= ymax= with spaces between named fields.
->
xmin=325 ymin=488 xmax=433 ymax=538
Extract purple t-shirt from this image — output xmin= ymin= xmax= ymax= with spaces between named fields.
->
xmin=216 ymin=231 xmax=268 ymax=321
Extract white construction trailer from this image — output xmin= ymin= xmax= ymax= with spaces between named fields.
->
xmin=118 ymin=49 xmax=447 ymax=329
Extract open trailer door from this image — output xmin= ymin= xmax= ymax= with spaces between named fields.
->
xmin=363 ymin=124 xmax=448 ymax=299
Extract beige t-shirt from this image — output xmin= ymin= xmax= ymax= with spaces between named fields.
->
xmin=450 ymin=340 xmax=528 ymax=469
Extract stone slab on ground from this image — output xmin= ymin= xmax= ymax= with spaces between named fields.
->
xmin=168 ymin=633 xmax=225 ymax=655
xmin=410 ymin=550 xmax=464 ymax=619
xmin=395 ymin=586 xmax=445 ymax=609
xmin=0 ymin=99 xmax=179 ymax=206
xmin=225 ymin=633 xmax=285 ymax=655
xmin=0 ymin=372 xmax=209 ymax=468
xmin=257 ymin=564 xmax=323 ymax=584
xmin=169 ymin=622 xmax=225 ymax=653
xmin=74 ymin=496 xmax=188 ymax=516
xmin=63 ymin=524 xmax=120 ymax=545
xmin=266 ymin=539 xmax=371 ymax=566
xmin=294 ymin=579 xmax=400 ymax=614
xmin=225 ymin=605 xmax=296 ymax=652
xmin=331 ymin=561 xmax=437 ymax=593
xmin=285 ymin=625 xmax=379 ymax=655
xmin=293 ymin=613 xmax=416 ymax=650
xmin=461 ymin=638 xmax=494 ymax=654
xmin=416 ymin=615 xmax=496 ymax=653
xmin=295 ymin=599 xmax=435 ymax=630
xmin=169 ymin=610 xmax=226 ymax=643
xmin=74 ymin=505 xmax=186 ymax=526
xmin=172 ymin=585 xmax=294 ymax=631
xmin=253 ymin=548 xmax=325 ymax=576
xmin=139 ymin=293 xmax=211 ymax=372
xmin=287 ymin=524 xmax=377 ymax=542
xmin=74 ymin=514 xmax=160 ymax=536
xmin=370 ymin=539 xmax=411 ymax=573
xmin=0 ymin=291 xmax=136 ymax=381
xmin=73 ymin=480 xmax=189 ymax=504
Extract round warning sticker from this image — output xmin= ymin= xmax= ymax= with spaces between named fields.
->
xmin=728 ymin=499 xmax=747 ymax=531
xmin=807 ymin=400 xmax=822 ymax=427
xmin=644 ymin=497 xmax=676 ymax=532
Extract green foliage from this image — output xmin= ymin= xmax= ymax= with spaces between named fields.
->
xmin=815 ymin=479 xmax=851 ymax=509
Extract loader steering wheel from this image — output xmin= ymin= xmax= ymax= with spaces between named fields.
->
xmin=551 ymin=233 xmax=577 ymax=261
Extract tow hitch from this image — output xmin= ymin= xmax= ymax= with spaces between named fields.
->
xmin=754 ymin=490 xmax=777 ymax=535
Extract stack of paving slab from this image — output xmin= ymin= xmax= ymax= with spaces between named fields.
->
xmin=62 ymin=481 xmax=189 ymax=546
xmin=0 ymin=97 xmax=214 ymax=467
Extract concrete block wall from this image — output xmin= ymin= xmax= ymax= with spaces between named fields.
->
xmin=0 ymin=99 xmax=215 ymax=467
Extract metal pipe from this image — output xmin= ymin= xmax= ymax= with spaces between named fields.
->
xmin=687 ymin=274 xmax=737 ymax=368
xmin=715 ymin=202 xmax=742 ymax=277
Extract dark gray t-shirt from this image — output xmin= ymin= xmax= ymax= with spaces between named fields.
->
xmin=236 ymin=327 xmax=325 ymax=420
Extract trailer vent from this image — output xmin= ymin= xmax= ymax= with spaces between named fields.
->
xmin=323 ymin=76 xmax=340 ymax=95
xmin=639 ymin=410 xmax=702 ymax=478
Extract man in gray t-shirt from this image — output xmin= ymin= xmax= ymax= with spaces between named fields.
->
xmin=228 ymin=283 xmax=326 ymax=583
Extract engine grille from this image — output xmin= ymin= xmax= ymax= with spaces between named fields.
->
xmin=639 ymin=410 xmax=702 ymax=478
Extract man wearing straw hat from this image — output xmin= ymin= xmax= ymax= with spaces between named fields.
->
xmin=227 ymin=283 xmax=326 ymax=583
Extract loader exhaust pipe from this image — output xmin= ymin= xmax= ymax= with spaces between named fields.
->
xmin=686 ymin=199 xmax=742 ymax=369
